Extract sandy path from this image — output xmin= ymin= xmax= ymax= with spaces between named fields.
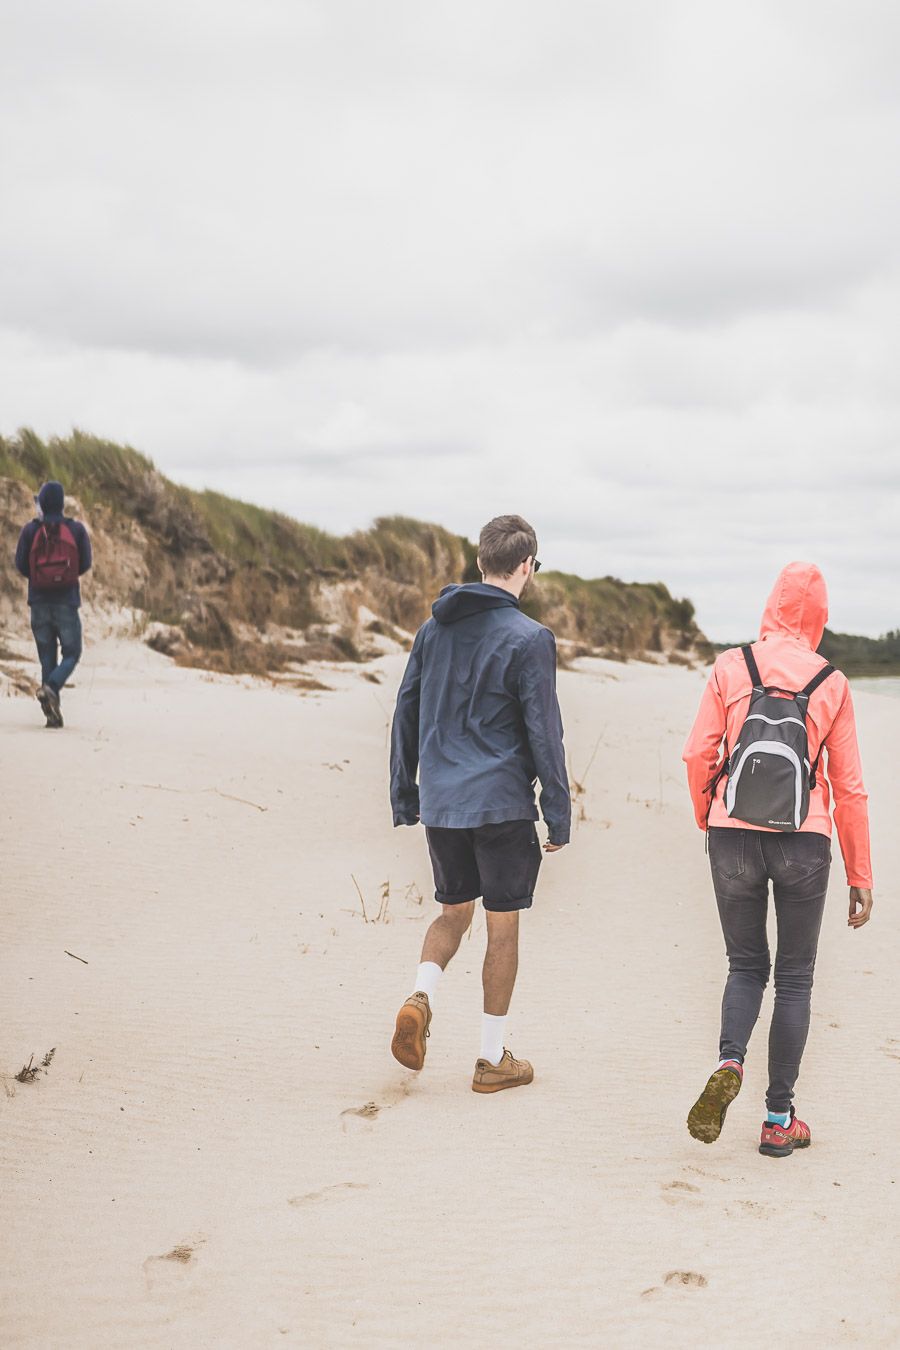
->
xmin=1 ymin=642 xmax=898 ymax=1348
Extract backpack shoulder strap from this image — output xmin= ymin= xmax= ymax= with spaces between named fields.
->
xmin=798 ymin=663 xmax=836 ymax=787
xmin=741 ymin=644 xmax=763 ymax=689
xmin=798 ymin=663 xmax=835 ymax=701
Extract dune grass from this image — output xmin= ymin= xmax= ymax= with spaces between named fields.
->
xmin=1 ymin=427 xmax=712 ymax=664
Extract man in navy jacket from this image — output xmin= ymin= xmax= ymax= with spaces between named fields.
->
xmin=390 ymin=514 xmax=571 ymax=1093
xmin=15 ymin=480 xmax=92 ymax=728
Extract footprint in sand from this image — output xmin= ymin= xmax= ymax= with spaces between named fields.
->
xmin=665 ymin=1270 xmax=708 ymax=1289
xmin=682 ymin=1164 xmax=729 ymax=1184
xmin=340 ymin=1081 xmax=412 ymax=1132
xmin=641 ymin=1270 xmax=708 ymax=1299
xmin=288 ymin=1182 xmax=369 ymax=1207
xmin=661 ymin=1181 xmax=702 ymax=1207
xmin=340 ymin=1101 xmax=381 ymax=1132
xmin=143 ymin=1237 xmax=205 ymax=1292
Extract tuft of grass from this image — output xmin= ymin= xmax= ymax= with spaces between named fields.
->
xmin=523 ymin=570 xmax=713 ymax=661
xmin=15 ymin=1047 xmax=56 ymax=1083
xmin=403 ymin=882 xmax=424 ymax=907
xmin=568 ymin=734 xmax=603 ymax=824
xmin=349 ymin=876 xmax=393 ymax=923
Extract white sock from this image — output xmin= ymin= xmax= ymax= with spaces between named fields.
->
xmin=480 ymin=1013 xmax=507 ymax=1066
xmin=412 ymin=961 xmax=442 ymax=1002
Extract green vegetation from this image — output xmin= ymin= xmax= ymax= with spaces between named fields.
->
xmin=193 ymin=489 xmax=346 ymax=571
xmin=523 ymin=570 xmax=712 ymax=661
xmin=1 ymin=426 xmax=713 ymax=671
xmin=819 ymin=628 xmax=900 ymax=677
xmin=713 ymin=628 xmax=900 ymax=676
xmin=0 ymin=428 xmax=464 ymax=595
xmin=0 ymin=427 xmax=156 ymax=508
xmin=0 ymin=429 xmax=473 ymax=666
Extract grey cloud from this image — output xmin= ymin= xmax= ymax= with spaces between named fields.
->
xmin=5 ymin=4 xmax=900 ymax=363
xmin=1 ymin=2 xmax=899 ymax=639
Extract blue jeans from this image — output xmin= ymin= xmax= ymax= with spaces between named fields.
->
xmin=30 ymin=602 xmax=83 ymax=695
xmin=708 ymin=827 xmax=831 ymax=1113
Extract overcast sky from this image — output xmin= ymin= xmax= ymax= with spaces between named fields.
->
xmin=2 ymin=1 xmax=899 ymax=639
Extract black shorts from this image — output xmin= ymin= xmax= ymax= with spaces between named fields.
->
xmin=425 ymin=820 xmax=542 ymax=913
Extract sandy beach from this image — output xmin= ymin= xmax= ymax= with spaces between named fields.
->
xmin=2 ymin=641 xmax=898 ymax=1348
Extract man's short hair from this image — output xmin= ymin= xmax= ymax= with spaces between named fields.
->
xmin=478 ymin=515 xmax=538 ymax=578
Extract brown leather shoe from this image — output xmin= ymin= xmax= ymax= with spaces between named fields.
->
xmin=391 ymin=992 xmax=432 ymax=1070
xmin=472 ymin=1049 xmax=534 ymax=1094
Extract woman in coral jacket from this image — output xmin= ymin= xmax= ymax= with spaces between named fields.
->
xmin=682 ymin=561 xmax=874 ymax=1158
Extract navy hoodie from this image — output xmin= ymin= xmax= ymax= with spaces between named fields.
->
xmin=14 ymin=481 xmax=92 ymax=607
xmin=390 ymin=583 xmax=571 ymax=844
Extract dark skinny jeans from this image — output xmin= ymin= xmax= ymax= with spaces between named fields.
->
xmin=708 ymin=827 xmax=831 ymax=1113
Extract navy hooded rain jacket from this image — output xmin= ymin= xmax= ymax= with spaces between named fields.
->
xmin=390 ymin=583 xmax=571 ymax=845
xmin=15 ymin=480 xmax=92 ymax=607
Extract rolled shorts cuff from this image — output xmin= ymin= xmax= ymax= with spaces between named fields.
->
xmin=434 ymin=888 xmax=480 ymax=905
xmin=482 ymin=893 xmax=534 ymax=913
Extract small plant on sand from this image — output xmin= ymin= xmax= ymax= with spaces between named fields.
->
xmin=375 ymin=880 xmax=391 ymax=923
xmin=349 ymin=876 xmax=393 ymax=923
xmin=403 ymin=881 xmax=424 ymax=907
xmin=15 ymin=1048 xmax=56 ymax=1083
xmin=568 ymin=734 xmax=603 ymax=823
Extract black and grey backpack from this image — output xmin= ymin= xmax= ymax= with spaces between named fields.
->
xmin=722 ymin=646 xmax=835 ymax=833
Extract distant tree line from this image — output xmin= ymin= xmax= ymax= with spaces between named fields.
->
xmin=818 ymin=628 xmax=900 ymax=677
xmin=712 ymin=628 xmax=900 ymax=676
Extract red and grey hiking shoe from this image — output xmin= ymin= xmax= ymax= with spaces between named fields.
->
xmin=687 ymin=1060 xmax=743 ymax=1143
xmin=759 ymin=1108 xmax=811 ymax=1158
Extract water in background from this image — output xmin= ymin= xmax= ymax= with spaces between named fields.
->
xmin=851 ymin=677 xmax=900 ymax=700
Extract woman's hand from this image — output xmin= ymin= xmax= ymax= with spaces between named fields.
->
xmin=848 ymin=887 xmax=873 ymax=928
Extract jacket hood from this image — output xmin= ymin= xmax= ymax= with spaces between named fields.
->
xmin=431 ymin=583 xmax=520 ymax=625
xmin=37 ymin=480 xmax=66 ymax=518
xmin=759 ymin=561 xmax=828 ymax=650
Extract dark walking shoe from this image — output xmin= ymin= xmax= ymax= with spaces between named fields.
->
xmin=759 ymin=1108 xmax=811 ymax=1158
xmin=472 ymin=1049 xmax=533 ymax=1093
xmin=37 ymin=685 xmax=63 ymax=728
xmin=391 ymin=992 xmax=432 ymax=1070
xmin=687 ymin=1060 xmax=743 ymax=1143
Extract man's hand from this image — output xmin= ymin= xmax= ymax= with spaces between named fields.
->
xmin=544 ymin=841 xmax=566 ymax=853
xmin=848 ymin=887 xmax=873 ymax=928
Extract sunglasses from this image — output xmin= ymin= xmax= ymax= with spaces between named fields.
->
xmin=523 ymin=557 xmax=541 ymax=573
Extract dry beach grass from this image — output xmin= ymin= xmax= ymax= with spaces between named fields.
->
xmin=1 ymin=641 xmax=898 ymax=1347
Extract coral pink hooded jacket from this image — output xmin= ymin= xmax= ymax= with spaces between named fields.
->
xmin=683 ymin=562 xmax=872 ymax=888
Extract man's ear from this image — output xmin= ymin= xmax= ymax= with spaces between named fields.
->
xmin=476 ymin=555 xmax=484 ymax=576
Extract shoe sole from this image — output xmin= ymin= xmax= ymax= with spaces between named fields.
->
xmin=391 ymin=1007 xmax=428 ymax=1071
xmin=472 ymin=1070 xmax=534 ymax=1094
xmin=687 ymin=1068 xmax=742 ymax=1144
xmin=759 ymin=1137 xmax=811 ymax=1158
xmin=36 ymin=689 xmax=63 ymax=728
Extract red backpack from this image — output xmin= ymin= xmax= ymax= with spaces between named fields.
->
xmin=29 ymin=521 xmax=80 ymax=590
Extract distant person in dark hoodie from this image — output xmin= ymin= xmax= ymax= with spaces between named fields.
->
xmin=389 ymin=514 xmax=571 ymax=1093
xmin=14 ymin=481 xmax=92 ymax=728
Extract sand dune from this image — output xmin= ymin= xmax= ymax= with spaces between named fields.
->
xmin=2 ymin=642 xmax=898 ymax=1348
